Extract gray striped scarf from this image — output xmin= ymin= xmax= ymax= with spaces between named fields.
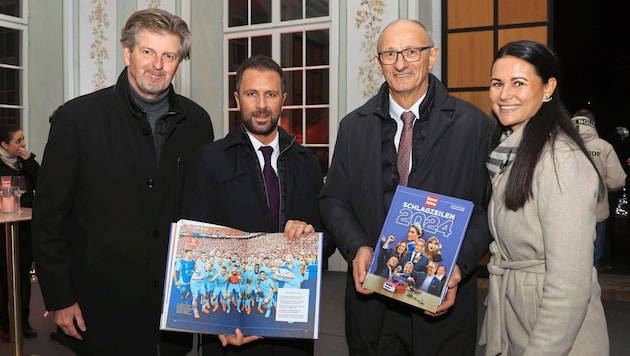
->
xmin=487 ymin=127 xmax=522 ymax=179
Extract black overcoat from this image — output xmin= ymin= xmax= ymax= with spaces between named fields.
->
xmin=181 ymin=125 xmax=323 ymax=355
xmin=31 ymin=68 xmax=214 ymax=355
xmin=183 ymin=125 xmax=323 ymax=234
xmin=319 ymin=76 xmax=493 ymax=355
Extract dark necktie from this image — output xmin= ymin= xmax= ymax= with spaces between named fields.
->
xmin=260 ymin=146 xmax=279 ymax=230
xmin=398 ymin=111 xmax=415 ymax=186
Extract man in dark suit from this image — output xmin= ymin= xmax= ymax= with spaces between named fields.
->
xmin=319 ymin=19 xmax=492 ymax=355
xmin=411 ymin=262 xmax=442 ymax=296
xmin=402 ymin=237 xmax=429 ymax=273
xmin=182 ymin=54 xmax=323 ymax=355
xmin=435 ymin=264 xmax=448 ymax=295
xmin=377 ymin=256 xmax=400 ymax=280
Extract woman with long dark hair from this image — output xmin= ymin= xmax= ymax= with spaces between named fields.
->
xmin=480 ymin=40 xmax=608 ymax=355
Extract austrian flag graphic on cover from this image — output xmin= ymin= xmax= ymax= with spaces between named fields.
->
xmin=425 ymin=195 xmax=439 ymax=208
xmin=363 ymin=186 xmax=474 ymax=313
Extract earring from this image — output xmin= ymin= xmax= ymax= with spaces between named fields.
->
xmin=543 ymin=96 xmax=552 ymax=103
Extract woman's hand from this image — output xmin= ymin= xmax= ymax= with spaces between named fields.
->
xmin=17 ymin=147 xmax=32 ymax=160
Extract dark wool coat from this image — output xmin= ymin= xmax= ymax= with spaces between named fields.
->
xmin=182 ymin=125 xmax=323 ymax=355
xmin=319 ymin=75 xmax=493 ymax=355
xmin=183 ymin=125 xmax=323 ymax=233
xmin=31 ymin=68 xmax=214 ymax=355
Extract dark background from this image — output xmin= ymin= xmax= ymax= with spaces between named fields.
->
xmin=553 ymin=1 xmax=630 ymax=274
xmin=553 ymin=1 xmax=630 ymax=144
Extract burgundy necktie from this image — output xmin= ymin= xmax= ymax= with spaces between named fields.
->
xmin=260 ymin=146 xmax=279 ymax=230
xmin=398 ymin=111 xmax=415 ymax=186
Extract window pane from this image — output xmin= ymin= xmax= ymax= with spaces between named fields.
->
xmin=281 ymin=0 xmax=302 ymax=21
xmin=0 ymin=0 xmax=20 ymax=17
xmin=306 ymin=69 xmax=329 ymax=104
xmin=280 ymin=108 xmax=303 ymax=143
xmin=283 ymin=69 xmax=302 ymax=106
xmin=306 ymin=0 xmax=328 ymax=18
xmin=0 ymin=27 xmax=20 ymax=66
xmin=228 ymin=74 xmax=236 ymax=108
xmin=306 ymin=30 xmax=329 ymax=66
xmin=228 ymin=0 xmax=248 ymax=27
xmin=228 ymin=38 xmax=248 ymax=72
xmin=0 ymin=67 xmax=20 ymax=105
xmin=0 ymin=108 xmax=20 ymax=127
xmin=251 ymin=35 xmax=272 ymax=57
xmin=306 ymin=108 xmax=329 ymax=144
xmin=308 ymin=147 xmax=329 ymax=176
xmin=224 ymin=0 xmax=330 ymax=175
xmin=280 ymin=32 xmax=303 ymax=68
xmin=229 ymin=110 xmax=241 ymax=130
xmin=252 ymin=0 xmax=272 ymax=24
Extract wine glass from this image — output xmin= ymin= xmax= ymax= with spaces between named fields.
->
xmin=12 ymin=175 xmax=26 ymax=213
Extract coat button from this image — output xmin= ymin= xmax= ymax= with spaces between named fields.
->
xmin=146 ymin=179 xmax=155 ymax=188
xmin=142 ymin=129 xmax=151 ymax=136
xmin=153 ymin=281 xmax=159 ymax=288
xmin=153 ymin=230 xmax=159 ymax=238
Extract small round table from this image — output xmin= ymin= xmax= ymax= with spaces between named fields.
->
xmin=2 ymin=207 xmax=33 ymax=356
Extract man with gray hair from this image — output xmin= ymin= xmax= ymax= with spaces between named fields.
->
xmin=32 ymin=8 xmax=213 ymax=354
xmin=320 ymin=18 xmax=492 ymax=355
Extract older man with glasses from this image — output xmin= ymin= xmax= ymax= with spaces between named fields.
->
xmin=320 ymin=18 xmax=493 ymax=355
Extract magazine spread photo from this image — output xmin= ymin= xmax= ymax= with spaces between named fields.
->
xmin=160 ymin=219 xmax=322 ymax=339
xmin=362 ymin=186 xmax=474 ymax=313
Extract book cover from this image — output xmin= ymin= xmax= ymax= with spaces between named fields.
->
xmin=362 ymin=186 xmax=474 ymax=313
xmin=160 ymin=219 xmax=322 ymax=339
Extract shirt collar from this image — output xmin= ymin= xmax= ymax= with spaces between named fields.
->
xmin=247 ymin=130 xmax=280 ymax=153
xmin=389 ymin=93 xmax=426 ymax=122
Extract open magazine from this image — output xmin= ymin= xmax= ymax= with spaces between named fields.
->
xmin=363 ymin=186 xmax=474 ymax=313
xmin=160 ymin=219 xmax=322 ymax=339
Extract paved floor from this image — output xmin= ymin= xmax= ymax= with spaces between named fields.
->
xmin=1 ymin=270 xmax=629 ymax=355
xmin=2 ymin=217 xmax=629 ymax=355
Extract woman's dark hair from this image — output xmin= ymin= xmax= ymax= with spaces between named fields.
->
xmin=491 ymin=40 xmax=602 ymax=210
xmin=0 ymin=123 xmax=21 ymax=145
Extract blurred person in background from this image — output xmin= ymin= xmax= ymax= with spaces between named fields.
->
xmin=571 ymin=109 xmax=626 ymax=270
xmin=0 ymin=124 xmax=39 ymax=342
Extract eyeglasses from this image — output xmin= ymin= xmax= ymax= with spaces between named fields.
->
xmin=377 ymin=46 xmax=432 ymax=65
